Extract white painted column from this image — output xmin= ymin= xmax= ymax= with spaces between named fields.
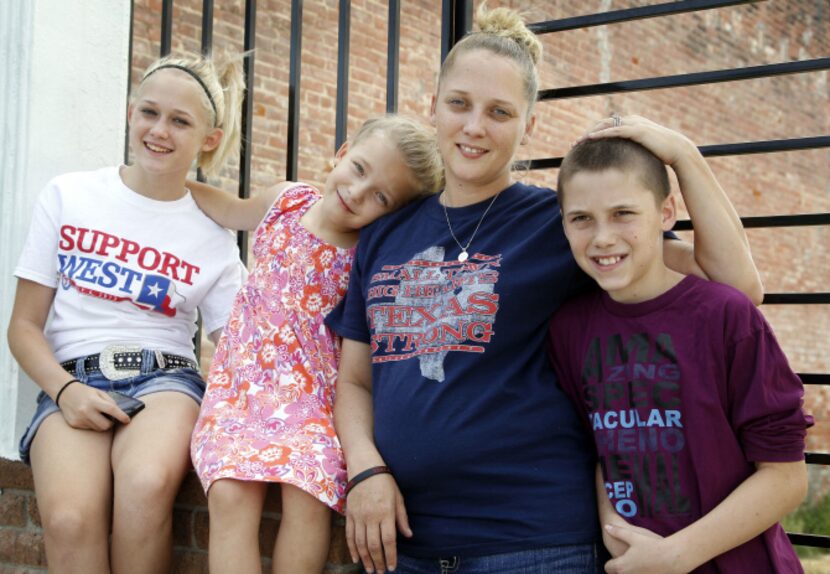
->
xmin=0 ymin=0 xmax=132 ymax=459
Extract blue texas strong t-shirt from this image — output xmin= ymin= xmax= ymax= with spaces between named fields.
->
xmin=327 ymin=182 xmax=599 ymax=557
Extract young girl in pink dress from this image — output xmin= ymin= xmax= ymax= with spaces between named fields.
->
xmin=188 ymin=115 xmax=443 ymax=573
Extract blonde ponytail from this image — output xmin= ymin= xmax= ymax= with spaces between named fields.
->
xmin=198 ymin=53 xmax=245 ymax=177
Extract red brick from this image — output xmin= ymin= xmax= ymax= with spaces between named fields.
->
xmin=0 ymin=530 xmax=46 ymax=567
xmin=0 ymin=565 xmax=46 ymax=574
xmin=27 ymin=497 xmax=40 ymax=529
xmin=326 ymin=514 xmax=353 ymax=565
xmin=174 ymin=471 xmax=207 ymax=506
xmin=193 ymin=509 xmax=210 ymax=550
xmin=0 ymin=492 xmax=27 ymax=528
xmin=0 ymin=460 xmax=34 ymax=491
xmin=258 ymin=515 xmax=279 ymax=557
xmin=172 ymin=508 xmax=193 ymax=548
xmin=170 ymin=549 xmax=208 ymax=574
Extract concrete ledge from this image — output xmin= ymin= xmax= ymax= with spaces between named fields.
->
xmin=0 ymin=458 xmax=357 ymax=573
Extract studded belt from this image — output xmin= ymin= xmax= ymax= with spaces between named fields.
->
xmin=60 ymin=344 xmax=197 ymax=381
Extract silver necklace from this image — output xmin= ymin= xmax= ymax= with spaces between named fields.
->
xmin=442 ymin=191 xmax=501 ymax=262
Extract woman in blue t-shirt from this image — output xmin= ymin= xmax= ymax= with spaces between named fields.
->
xmin=326 ymin=5 xmax=763 ymax=573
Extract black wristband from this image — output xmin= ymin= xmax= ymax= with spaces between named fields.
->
xmin=345 ymin=465 xmax=392 ymax=497
xmin=55 ymin=379 xmax=80 ymax=409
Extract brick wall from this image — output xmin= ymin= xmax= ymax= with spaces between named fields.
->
xmin=3 ymin=0 xmax=827 ymax=571
xmin=0 ymin=458 xmax=357 ymax=573
xmin=135 ymin=0 xmax=830 ymax=467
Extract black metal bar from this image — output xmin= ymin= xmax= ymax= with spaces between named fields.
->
xmin=762 ymin=293 xmax=830 ymax=305
xmin=539 ymin=58 xmax=830 ymax=101
xmin=335 ymin=0 xmax=350 ymax=151
xmin=789 ymin=533 xmax=830 ymax=549
xmin=125 ymin=0 xmax=136 ymax=165
xmin=386 ymin=0 xmax=400 ymax=113
xmin=237 ymin=0 xmax=257 ymax=264
xmin=195 ymin=0 xmax=214 ymax=184
xmin=160 ymin=0 xmax=173 ymax=56
xmin=799 ymin=374 xmax=830 ymax=385
xmin=520 ymin=135 xmax=830 ymax=173
xmin=441 ymin=0 xmax=453 ymax=62
xmin=286 ymin=0 xmax=302 ymax=181
xmin=736 ymin=213 xmax=830 ymax=229
xmin=805 ymin=452 xmax=830 ymax=466
xmin=674 ymin=212 xmax=830 ymax=231
xmin=441 ymin=0 xmax=473 ymax=62
xmin=528 ymin=0 xmax=761 ymax=34
xmin=201 ymin=0 xmax=214 ymax=55
xmin=698 ymin=136 xmax=830 ymax=157
xmin=516 ymin=157 xmax=562 ymax=170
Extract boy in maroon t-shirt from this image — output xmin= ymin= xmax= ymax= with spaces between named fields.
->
xmin=548 ymin=116 xmax=811 ymax=573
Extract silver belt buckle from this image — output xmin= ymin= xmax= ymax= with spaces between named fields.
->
xmin=99 ymin=344 xmax=143 ymax=381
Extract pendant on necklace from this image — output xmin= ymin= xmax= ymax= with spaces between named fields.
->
xmin=458 ymin=250 xmax=469 ymax=262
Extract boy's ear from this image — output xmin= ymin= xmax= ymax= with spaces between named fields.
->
xmin=430 ymin=94 xmax=438 ymax=125
xmin=201 ymin=127 xmax=224 ymax=153
xmin=660 ymin=193 xmax=678 ymax=231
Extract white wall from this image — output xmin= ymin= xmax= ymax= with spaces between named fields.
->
xmin=0 ymin=0 xmax=132 ymax=459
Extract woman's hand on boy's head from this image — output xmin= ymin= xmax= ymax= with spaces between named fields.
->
xmin=578 ymin=114 xmax=698 ymax=168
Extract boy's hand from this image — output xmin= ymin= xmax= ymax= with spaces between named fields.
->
xmin=603 ymin=523 xmax=687 ymax=574
xmin=600 ymin=513 xmax=633 ymax=557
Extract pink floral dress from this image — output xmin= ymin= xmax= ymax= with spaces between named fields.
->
xmin=191 ymin=183 xmax=353 ymax=512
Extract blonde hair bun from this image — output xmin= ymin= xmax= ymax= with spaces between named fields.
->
xmin=475 ymin=5 xmax=542 ymax=65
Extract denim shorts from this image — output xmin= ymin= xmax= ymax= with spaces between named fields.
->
xmin=390 ymin=544 xmax=600 ymax=574
xmin=18 ymin=349 xmax=205 ymax=464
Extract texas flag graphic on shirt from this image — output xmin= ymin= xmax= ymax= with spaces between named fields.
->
xmin=135 ymin=275 xmax=185 ymax=317
xmin=57 ymin=225 xmax=200 ymax=318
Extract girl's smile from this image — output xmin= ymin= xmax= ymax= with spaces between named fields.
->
xmin=336 ymin=189 xmax=356 ymax=214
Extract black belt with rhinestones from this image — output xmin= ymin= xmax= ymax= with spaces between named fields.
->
xmin=60 ymin=351 xmax=197 ymax=375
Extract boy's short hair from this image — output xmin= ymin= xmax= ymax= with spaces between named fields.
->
xmin=557 ymin=138 xmax=670 ymax=206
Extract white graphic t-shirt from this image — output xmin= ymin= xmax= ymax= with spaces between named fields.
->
xmin=15 ymin=166 xmax=246 ymax=362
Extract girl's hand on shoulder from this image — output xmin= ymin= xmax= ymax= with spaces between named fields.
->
xmin=578 ymin=114 xmax=698 ymax=168
xmin=345 ymin=472 xmax=411 ymax=574
xmin=58 ymin=384 xmax=130 ymax=430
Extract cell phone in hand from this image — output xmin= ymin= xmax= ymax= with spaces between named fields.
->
xmin=106 ymin=391 xmax=146 ymax=420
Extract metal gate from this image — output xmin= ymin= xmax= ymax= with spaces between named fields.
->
xmin=131 ymin=0 xmax=829 ymax=554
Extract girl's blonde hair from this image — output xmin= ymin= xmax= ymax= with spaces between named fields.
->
xmin=438 ymin=4 xmax=542 ymax=117
xmin=351 ymin=115 xmax=444 ymax=197
xmin=138 ymin=52 xmax=246 ymax=178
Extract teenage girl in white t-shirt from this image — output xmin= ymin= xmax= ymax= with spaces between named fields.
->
xmin=8 ymin=52 xmax=246 ymax=573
